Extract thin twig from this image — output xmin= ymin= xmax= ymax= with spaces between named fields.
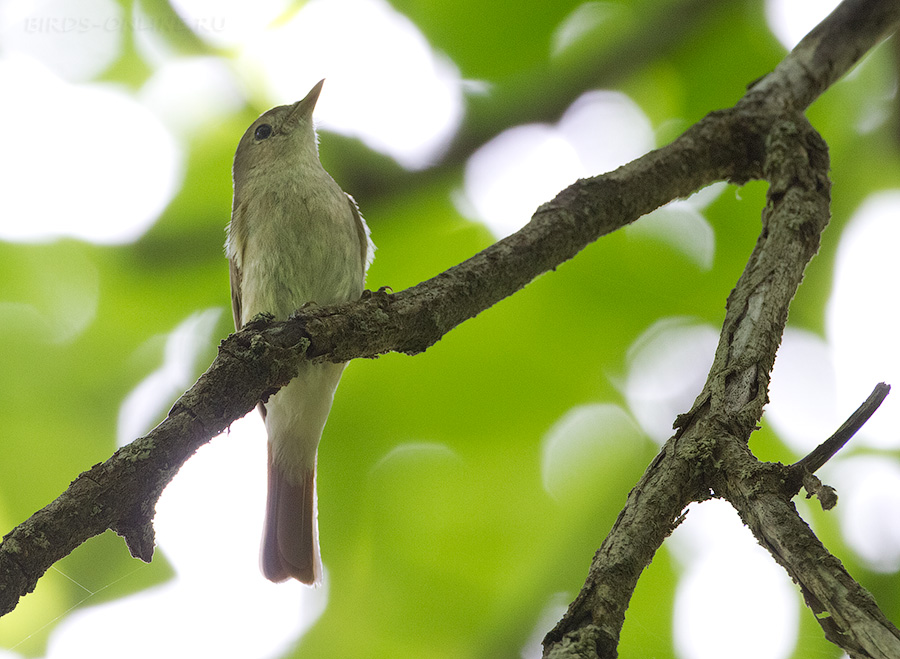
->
xmin=794 ymin=382 xmax=891 ymax=475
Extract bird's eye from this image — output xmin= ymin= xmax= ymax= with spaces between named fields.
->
xmin=255 ymin=124 xmax=273 ymax=141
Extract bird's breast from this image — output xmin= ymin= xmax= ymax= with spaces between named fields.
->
xmin=236 ymin=175 xmax=365 ymax=323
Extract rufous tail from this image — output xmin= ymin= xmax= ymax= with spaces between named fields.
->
xmin=260 ymin=444 xmax=321 ymax=584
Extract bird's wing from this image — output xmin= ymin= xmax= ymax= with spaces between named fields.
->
xmin=346 ymin=194 xmax=373 ymax=278
xmin=229 ymin=256 xmax=243 ymax=331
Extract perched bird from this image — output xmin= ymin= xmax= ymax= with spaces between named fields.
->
xmin=226 ymin=80 xmax=374 ymax=584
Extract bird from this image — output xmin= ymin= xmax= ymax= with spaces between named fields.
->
xmin=225 ymin=79 xmax=374 ymax=584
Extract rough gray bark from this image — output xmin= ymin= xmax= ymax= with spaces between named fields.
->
xmin=1 ymin=2 xmax=898 ymax=657
xmin=544 ymin=1 xmax=900 ymax=657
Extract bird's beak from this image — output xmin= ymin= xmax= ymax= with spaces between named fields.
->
xmin=287 ymin=79 xmax=325 ymax=126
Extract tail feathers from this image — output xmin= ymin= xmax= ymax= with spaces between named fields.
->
xmin=261 ymin=447 xmax=321 ymax=585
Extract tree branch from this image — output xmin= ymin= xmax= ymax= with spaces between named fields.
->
xmin=780 ymin=383 xmax=891 ymax=513
xmin=543 ymin=111 xmax=832 ymax=658
xmin=793 ymin=382 xmax=891 ymax=476
xmin=1 ymin=11 xmax=898 ymax=659
xmin=716 ymin=439 xmax=900 ymax=659
xmin=543 ymin=0 xmax=900 ymax=656
xmin=1 ymin=108 xmax=751 ymax=615
xmin=750 ymin=0 xmax=900 ymax=111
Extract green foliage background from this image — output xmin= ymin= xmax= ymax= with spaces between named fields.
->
xmin=1 ymin=0 xmax=899 ymax=657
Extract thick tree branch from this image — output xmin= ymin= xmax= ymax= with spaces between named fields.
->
xmin=543 ymin=113 xmax=832 ymax=657
xmin=750 ymin=0 xmax=900 ymax=112
xmin=715 ymin=439 xmax=900 ymax=659
xmin=543 ymin=1 xmax=900 ymax=657
xmin=712 ymin=123 xmax=899 ymax=657
xmin=0 ymin=114 xmax=753 ymax=616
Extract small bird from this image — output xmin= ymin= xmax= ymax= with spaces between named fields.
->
xmin=226 ymin=80 xmax=373 ymax=584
